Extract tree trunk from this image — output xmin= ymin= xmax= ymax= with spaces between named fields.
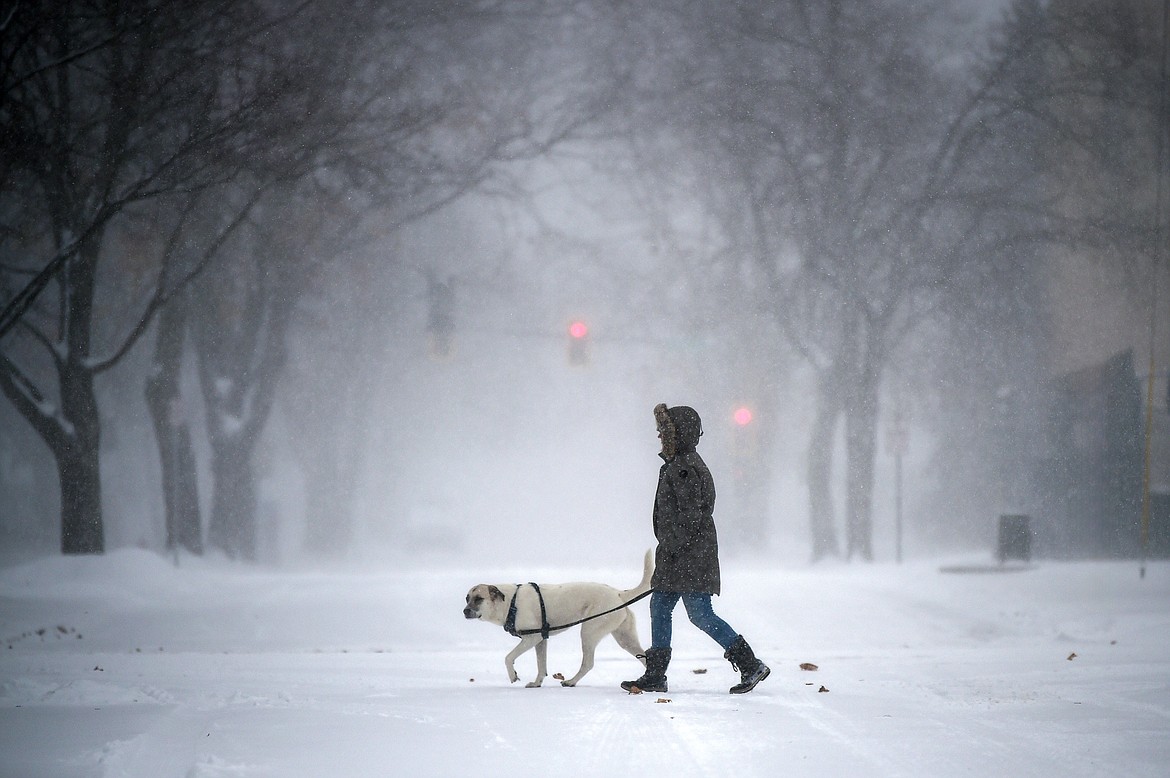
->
xmin=198 ymin=271 xmax=291 ymax=562
xmin=0 ymin=355 xmax=104 ymax=555
xmin=58 ymin=246 xmax=104 ymax=555
xmin=207 ymin=441 xmax=257 ymax=560
xmin=844 ymin=365 xmax=880 ymax=561
xmin=58 ymin=443 xmax=103 ymax=554
xmin=807 ymin=369 xmax=841 ymax=561
xmin=145 ymin=293 xmax=203 ymax=554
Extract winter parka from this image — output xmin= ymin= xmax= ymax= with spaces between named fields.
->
xmin=650 ymin=404 xmax=721 ymax=595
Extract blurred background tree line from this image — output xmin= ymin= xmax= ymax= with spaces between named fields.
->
xmin=1 ymin=0 xmax=1166 ymax=563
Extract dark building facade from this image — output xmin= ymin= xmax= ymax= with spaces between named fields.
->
xmin=1035 ymin=350 xmax=1147 ymax=558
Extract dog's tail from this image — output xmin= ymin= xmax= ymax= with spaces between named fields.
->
xmin=620 ymin=549 xmax=654 ymax=602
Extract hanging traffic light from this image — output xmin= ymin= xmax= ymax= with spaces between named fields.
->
xmin=732 ymin=405 xmax=759 ymax=458
xmin=567 ymin=320 xmax=589 ymax=365
xmin=729 ymin=403 xmax=764 ymax=548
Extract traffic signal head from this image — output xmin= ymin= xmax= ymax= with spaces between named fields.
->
xmin=567 ymin=320 xmax=589 ymax=365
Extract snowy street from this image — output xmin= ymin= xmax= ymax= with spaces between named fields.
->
xmin=1 ymin=550 xmax=1167 ymax=777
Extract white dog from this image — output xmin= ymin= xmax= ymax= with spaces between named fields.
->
xmin=463 ymin=550 xmax=653 ymax=687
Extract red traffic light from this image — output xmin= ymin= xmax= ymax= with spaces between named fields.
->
xmin=733 ymin=406 xmax=753 ymax=426
xmin=567 ymin=320 xmax=589 ymax=365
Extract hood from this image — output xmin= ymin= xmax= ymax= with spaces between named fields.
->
xmin=654 ymin=403 xmax=703 ymax=458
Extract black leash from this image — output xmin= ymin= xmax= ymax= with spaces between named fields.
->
xmin=504 ymin=585 xmax=655 ymax=638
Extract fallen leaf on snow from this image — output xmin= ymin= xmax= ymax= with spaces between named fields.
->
xmin=692 ymin=668 xmax=707 ymax=674
xmin=818 ymin=686 xmax=830 ymax=693
xmin=1067 ymin=652 xmax=1077 ymax=661
xmin=655 ymin=698 xmax=671 ymax=704
xmin=627 ymin=686 xmax=644 ymax=695
xmin=800 ymin=663 xmax=819 ymax=671
xmin=553 ymin=673 xmax=565 ymax=680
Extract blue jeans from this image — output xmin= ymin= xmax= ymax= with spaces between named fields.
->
xmin=650 ymin=591 xmax=738 ymax=650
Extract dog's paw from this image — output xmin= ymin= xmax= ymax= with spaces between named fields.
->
xmin=560 ymin=680 xmax=576 ymax=687
xmin=525 ymin=680 xmax=543 ymax=688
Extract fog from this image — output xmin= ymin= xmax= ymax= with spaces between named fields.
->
xmin=1 ymin=0 xmax=1168 ymax=571
xmin=351 ymin=182 xmax=811 ymax=569
xmin=181 ymin=171 xmax=816 ymax=569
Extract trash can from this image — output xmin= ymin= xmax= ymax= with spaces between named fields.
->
xmin=997 ymin=514 xmax=1031 ymax=563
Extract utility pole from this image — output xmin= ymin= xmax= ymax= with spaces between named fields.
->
xmin=1142 ymin=0 xmax=1170 ymax=580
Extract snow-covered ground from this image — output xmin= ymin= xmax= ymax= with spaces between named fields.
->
xmin=1 ymin=549 xmax=1167 ymax=777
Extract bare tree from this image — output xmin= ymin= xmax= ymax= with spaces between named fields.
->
xmin=0 ymin=0 xmax=353 ymax=553
xmin=1029 ymin=0 xmax=1165 ymax=260
xmin=613 ymin=0 xmax=1053 ymax=560
xmin=137 ymin=0 xmax=453 ymax=559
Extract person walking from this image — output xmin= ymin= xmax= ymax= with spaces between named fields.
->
xmin=622 ymin=403 xmax=771 ymax=695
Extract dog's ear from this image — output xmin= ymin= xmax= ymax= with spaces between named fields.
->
xmin=488 ymin=585 xmax=505 ymax=602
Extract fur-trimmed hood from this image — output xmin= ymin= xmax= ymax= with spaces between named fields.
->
xmin=654 ymin=403 xmax=703 ymax=459
xmin=651 ymin=403 xmax=719 ymax=595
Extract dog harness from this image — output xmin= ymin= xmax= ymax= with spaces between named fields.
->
xmin=504 ymin=582 xmax=550 ymax=640
xmin=502 ymin=584 xmax=657 ymax=639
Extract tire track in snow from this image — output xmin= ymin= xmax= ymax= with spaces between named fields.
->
xmin=778 ymin=693 xmax=909 ymax=777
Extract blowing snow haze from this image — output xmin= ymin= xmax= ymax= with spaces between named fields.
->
xmin=0 ymin=0 xmax=1168 ymax=571
xmin=3 ymin=4 xmax=1170 ymax=775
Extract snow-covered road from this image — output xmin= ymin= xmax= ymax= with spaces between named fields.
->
xmin=2 ymin=550 xmax=1167 ymax=777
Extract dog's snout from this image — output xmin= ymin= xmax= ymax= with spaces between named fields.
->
xmin=464 ymin=607 xmax=478 ymax=619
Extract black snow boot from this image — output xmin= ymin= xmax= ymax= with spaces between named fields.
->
xmin=725 ymin=635 xmax=770 ymax=694
xmin=621 ymin=647 xmax=671 ymax=693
